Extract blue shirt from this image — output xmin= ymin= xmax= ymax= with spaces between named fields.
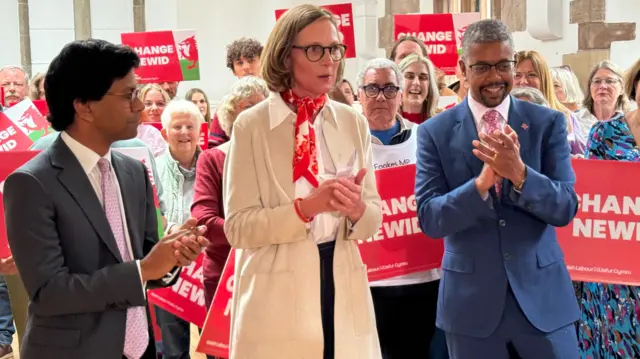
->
xmin=371 ymin=120 xmax=401 ymax=146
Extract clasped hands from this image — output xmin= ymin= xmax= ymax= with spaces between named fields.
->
xmin=140 ymin=217 xmax=209 ymax=281
xmin=299 ymin=168 xmax=368 ymax=223
xmin=472 ymin=125 xmax=527 ymax=197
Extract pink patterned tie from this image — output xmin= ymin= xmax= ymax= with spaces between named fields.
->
xmin=98 ymin=159 xmax=149 ymax=359
xmin=482 ymin=110 xmax=502 ymax=196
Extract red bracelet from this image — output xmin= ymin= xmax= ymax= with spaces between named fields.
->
xmin=294 ymin=198 xmax=313 ymax=223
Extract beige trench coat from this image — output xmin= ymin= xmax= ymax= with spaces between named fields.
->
xmin=222 ymin=93 xmax=382 ymax=359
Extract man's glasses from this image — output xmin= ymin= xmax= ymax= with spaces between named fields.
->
xmin=360 ymin=84 xmax=400 ymax=99
xmin=292 ymin=44 xmax=347 ymax=62
xmin=468 ymin=61 xmax=515 ymax=76
xmin=105 ymin=88 xmax=140 ymax=106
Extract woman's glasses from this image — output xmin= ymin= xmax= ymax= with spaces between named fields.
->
xmin=292 ymin=44 xmax=347 ymax=62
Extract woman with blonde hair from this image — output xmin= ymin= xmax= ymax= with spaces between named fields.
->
xmin=397 ymin=53 xmax=440 ymax=124
xmin=514 ymin=50 xmax=585 ymax=154
xmin=29 ymin=72 xmax=45 ymax=100
xmin=550 ymin=66 xmax=584 ymax=113
xmin=137 ymin=84 xmax=169 ymax=156
xmin=222 ymin=4 xmax=382 ymax=358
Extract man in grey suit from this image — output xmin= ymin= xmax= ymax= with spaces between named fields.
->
xmin=2 ymin=39 xmax=209 ymax=359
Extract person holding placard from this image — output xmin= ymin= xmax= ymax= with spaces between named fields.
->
xmin=356 ymin=57 xmax=448 ymax=359
xmin=415 ymin=19 xmax=580 ymax=358
xmin=222 ymin=5 xmax=382 ymax=358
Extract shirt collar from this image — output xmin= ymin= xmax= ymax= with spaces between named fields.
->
xmin=467 ymin=93 xmax=511 ymax=123
xmin=60 ymin=131 xmax=111 ymax=174
xmin=267 ymin=92 xmax=338 ymax=130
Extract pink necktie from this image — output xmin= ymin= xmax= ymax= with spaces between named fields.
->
xmin=98 ymin=159 xmax=149 ymax=359
xmin=482 ymin=110 xmax=502 ymax=197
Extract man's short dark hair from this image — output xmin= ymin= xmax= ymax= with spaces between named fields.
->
xmin=45 ymin=39 xmax=140 ymax=131
xmin=225 ymin=37 xmax=264 ymax=72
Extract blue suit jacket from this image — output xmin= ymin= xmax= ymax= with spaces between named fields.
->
xmin=415 ymin=96 xmax=580 ymax=338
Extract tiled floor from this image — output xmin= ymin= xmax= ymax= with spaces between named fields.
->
xmin=10 ymin=324 xmax=207 ymax=359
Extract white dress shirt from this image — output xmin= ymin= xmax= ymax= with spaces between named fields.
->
xmin=270 ymin=98 xmax=343 ymax=244
xmin=467 ymin=93 xmax=510 ymax=132
xmin=60 ymin=131 xmax=146 ymax=293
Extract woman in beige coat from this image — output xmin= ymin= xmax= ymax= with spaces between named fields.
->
xmin=222 ymin=4 xmax=382 ymax=359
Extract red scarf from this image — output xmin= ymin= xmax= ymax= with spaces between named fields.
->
xmin=280 ymin=89 xmax=326 ymax=188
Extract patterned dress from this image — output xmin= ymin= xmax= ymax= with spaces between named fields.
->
xmin=578 ymin=112 xmax=640 ymax=358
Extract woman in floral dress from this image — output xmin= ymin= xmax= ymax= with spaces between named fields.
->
xmin=578 ymin=60 xmax=639 ymax=359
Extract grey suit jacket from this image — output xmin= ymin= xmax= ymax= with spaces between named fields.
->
xmin=3 ymin=135 xmax=178 ymax=359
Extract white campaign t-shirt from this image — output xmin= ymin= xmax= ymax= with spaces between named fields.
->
xmin=370 ymin=125 xmax=442 ymax=287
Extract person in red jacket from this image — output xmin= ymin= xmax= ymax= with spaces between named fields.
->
xmin=191 ymin=76 xmax=269 ymax=308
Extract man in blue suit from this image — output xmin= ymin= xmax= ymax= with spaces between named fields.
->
xmin=415 ymin=19 xmax=580 ymax=358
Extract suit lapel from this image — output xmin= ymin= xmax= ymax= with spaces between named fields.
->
xmin=319 ymin=104 xmax=354 ymax=172
xmin=50 ymin=137 xmax=123 ymax=262
xmin=267 ymin=115 xmax=296 ymax=200
xmin=453 ymin=98 xmax=484 ymax=178
xmin=112 ymin=153 xmax=144 ymax=259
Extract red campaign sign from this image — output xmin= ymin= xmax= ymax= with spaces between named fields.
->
xmin=558 ymin=159 xmax=640 ymax=285
xmin=147 ymin=253 xmax=207 ymax=327
xmin=0 ymin=112 xmax=36 ymax=152
xmin=121 ymin=30 xmax=200 ymax=83
xmin=394 ymin=13 xmax=480 ymax=75
xmin=357 ymin=164 xmax=444 ymax=281
xmin=146 ymin=122 xmax=209 ymax=151
xmin=197 ymin=250 xmax=235 ymax=358
xmin=275 ymin=3 xmax=356 ymax=59
xmin=0 ymin=151 xmax=40 ymax=258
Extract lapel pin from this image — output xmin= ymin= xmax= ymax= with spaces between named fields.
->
xmin=521 ymin=123 xmax=529 ymax=130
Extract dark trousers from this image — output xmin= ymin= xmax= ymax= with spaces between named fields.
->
xmin=319 ymin=241 xmax=336 ymax=359
xmin=371 ymin=280 xmax=440 ymax=359
xmin=155 ymin=307 xmax=191 ymax=359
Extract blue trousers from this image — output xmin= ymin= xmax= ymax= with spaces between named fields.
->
xmin=444 ymin=287 xmax=578 ymax=359
xmin=154 ymin=306 xmax=190 ymax=359
xmin=0 ymin=276 xmax=15 ymax=346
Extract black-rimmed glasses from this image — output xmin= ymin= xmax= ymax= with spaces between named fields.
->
xmin=360 ymin=84 xmax=400 ymax=99
xmin=292 ymin=44 xmax=347 ymax=62
xmin=468 ymin=61 xmax=516 ymax=75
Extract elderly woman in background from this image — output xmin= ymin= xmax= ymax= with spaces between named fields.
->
xmin=511 ymin=86 xmax=549 ymax=106
xmin=514 ymin=50 xmax=585 ymax=154
xmin=192 ymin=76 xmax=269 ymax=311
xmin=397 ymin=53 xmax=440 ymax=125
xmin=154 ymin=100 xmax=204 ymax=359
xmin=550 ymin=66 xmax=584 ymax=113
xmin=577 ymin=60 xmax=638 ymax=359
xmin=29 ymin=72 xmax=45 ymax=100
xmin=222 ymin=4 xmax=382 ymax=358
xmin=137 ymin=84 xmax=168 ymax=156
xmin=576 ymin=61 xmax=629 ymax=137
xmin=186 ymin=87 xmax=212 ymax=125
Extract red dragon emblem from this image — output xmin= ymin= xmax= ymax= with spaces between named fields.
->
xmin=177 ymin=36 xmax=199 ymax=70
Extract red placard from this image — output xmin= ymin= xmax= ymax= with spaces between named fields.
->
xmin=121 ymin=30 xmax=200 ymax=83
xmin=393 ymin=13 xmax=480 ymax=75
xmin=558 ymin=159 xmax=640 ymax=285
xmin=0 ymin=112 xmax=34 ymax=152
xmin=147 ymin=254 xmax=207 ymax=327
xmin=358 ymin=164 xmax=444 ymax=281
xmin=275 ymin=3 xmax=356 ymax=59
xmin=0 ymin=151 xmax=40 ymax=258
xmin=33 ymin=100 xmax=49 ymax=118
xmin=197 ymin=250 xmax=235 ymax=358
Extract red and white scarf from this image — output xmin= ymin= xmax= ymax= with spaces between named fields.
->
xmin=280 ymin=89 xmax=327 ymax=188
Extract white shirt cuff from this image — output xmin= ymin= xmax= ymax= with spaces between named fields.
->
xmin=136 ymin=260 xmax=147 ymax=299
